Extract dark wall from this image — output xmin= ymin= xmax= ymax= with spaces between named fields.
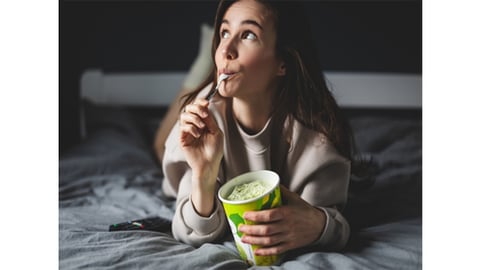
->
xmin=60 ymin=0 xmax=421 ymax=153
xmin=307 ymin=1 xmax=422 ymax=73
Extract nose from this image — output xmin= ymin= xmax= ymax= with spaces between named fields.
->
xmin=221 ymin=39 xmax=238 ymax=60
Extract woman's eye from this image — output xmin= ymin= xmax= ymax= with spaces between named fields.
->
xmin=243 ymin=32 xmax=257 ymax=40
xmin=221 ymin=30 xmax=230 ymax=39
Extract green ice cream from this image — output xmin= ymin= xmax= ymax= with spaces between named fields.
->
xmin=227 ymin=181 xmax=268 ymax=201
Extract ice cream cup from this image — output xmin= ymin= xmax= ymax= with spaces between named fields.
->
xmin=218 ymin=170 xmax=282 ymax=266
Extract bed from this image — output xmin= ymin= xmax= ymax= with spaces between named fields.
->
xmin=59 ymin=68 xmax=422 ymax=269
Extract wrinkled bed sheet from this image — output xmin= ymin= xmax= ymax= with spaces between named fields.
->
xmin=59 ymin=106 xmax=422 ymax=269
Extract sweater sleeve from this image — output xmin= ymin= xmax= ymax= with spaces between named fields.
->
xmin=286 ymin=125 xmax=351 ymax=251
xmin=162 ymin=122 xmax=227 ymax=247
xmin=304 ymin=162 xmax=351 ymax=251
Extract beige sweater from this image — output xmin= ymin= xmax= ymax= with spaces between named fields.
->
xmin=162 ymin=86 xmax=351 ymax=250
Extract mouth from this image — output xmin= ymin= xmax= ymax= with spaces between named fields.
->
xmin=218 ymin=69 xmax=237 ymax=76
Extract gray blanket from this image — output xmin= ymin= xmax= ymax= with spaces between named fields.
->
xmin=59 ymin=106 xmax=421 ymax=269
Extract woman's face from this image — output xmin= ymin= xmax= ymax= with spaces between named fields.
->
xmin=215 ymin=0 xmax=285 ymax=100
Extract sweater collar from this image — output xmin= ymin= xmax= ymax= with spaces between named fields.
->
xmin=234 ymin=115 xmax=273 ymax=153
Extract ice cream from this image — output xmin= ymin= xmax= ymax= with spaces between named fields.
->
xmin=227 ymin=180 xmax=268 ymax=201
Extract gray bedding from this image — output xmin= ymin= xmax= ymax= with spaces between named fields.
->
xmin=59 ymin=105 xmax=422 ymax=269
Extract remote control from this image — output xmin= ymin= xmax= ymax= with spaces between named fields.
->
xmin=109 ymin=217 xmax=172 ymax=232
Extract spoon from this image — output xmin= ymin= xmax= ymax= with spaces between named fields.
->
xmin=206 ymin=73 xmax=230 ymax=100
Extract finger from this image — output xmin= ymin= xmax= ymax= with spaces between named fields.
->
xmin=192 ymin=98 xmax=209 ymax=107
xmin=241 ymin=233 xmax=284 ymax=247
xmin=180 ymin=112 xmax=206 ymax=129
xmin=179 ymin=131 xmax=195 ymax=146
xmin=243 ymin=208 xmax=283 ymax=223
xmin=185 ymin=102 xmax=209 ymax=118
xmin=180 ymin=122 xmax=201 ymax=139
xmin=202 ymin=110 xmax=220 ymax=134
xmin=239 ymin=223 xmax=283 ymax=236
xmin=254 ymin=243 xmax=290 ymax=256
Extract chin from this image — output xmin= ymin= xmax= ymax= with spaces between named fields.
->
xmin=218 ymin=92 xmax=233 ymax=99
xmin=218 ymin=87 xmax=235 ymax=98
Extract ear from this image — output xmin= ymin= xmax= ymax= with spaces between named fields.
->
xmin=277 ymin=61 xmax=286 ymax=76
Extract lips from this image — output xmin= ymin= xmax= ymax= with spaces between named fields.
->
xmin=218 ymin=68 xmax=237 ymax=76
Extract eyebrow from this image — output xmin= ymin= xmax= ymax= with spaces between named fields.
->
xmin=221 ymin=19 xmax=264 ymax=31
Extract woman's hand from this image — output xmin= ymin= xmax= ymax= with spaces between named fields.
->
xmin=179 ymin=98 xmax=224 ymax=216
xmin=239 ymin=185 xmax=326 ymax=256
xmin=180 ymin=98 xmax=224 ymax=177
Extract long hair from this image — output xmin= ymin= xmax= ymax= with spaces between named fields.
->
xmin=182 ymin=0 xmax=355 ymax=162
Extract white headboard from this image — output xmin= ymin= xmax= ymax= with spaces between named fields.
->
xmin=80 ymin=69 xmax=421 ymax=108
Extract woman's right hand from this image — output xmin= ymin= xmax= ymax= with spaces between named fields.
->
xmin=179 ymin=98 xmax=224 ymax=192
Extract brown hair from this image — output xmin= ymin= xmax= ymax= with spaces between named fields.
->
xmin=181 ymin=0 xmax=355 ymax=161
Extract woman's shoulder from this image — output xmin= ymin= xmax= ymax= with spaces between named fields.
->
xmin=283 ymin=118 xmax=350 ymax=184
xmin=287 ymin=118 xmax=327 ymax=145
xmin=288 ymin=118 xmax=348 ymax=163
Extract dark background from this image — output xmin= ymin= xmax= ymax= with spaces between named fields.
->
xmin=60 ymin=0 xmax=422 ymax=153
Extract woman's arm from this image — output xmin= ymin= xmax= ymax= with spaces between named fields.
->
xmin=162 ymin=98 xmax=227 ymax=247
xmin=178 ymin=98 xmax=224 ymax=215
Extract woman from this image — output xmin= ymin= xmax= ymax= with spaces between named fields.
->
xmin=162 ymin=0 xmax=354 ymax=255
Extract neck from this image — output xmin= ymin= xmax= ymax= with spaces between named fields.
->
xmin=232 ymin=93 xmax=273 ymax=135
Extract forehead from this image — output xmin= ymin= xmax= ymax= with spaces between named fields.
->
xmin=223 ymin=0 xmax=274 ymax=28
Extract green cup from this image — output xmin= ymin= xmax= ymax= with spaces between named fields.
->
xmin=218 ymin=170 xmax=282 ymax=266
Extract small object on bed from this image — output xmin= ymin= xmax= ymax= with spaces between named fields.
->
xmin=109 ymin=217 xmax=172 ymax=232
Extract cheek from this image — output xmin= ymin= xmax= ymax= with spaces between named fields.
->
xmin=244 ymin=52 xmax=272 ymax=71
xmin=245 ymin=53 xmax=278 ymax=77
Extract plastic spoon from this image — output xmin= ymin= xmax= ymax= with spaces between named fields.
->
xmin=206 ymin=73 xmax=230 ymax=100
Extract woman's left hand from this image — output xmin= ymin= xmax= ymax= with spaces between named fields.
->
xmin=238 ymin=185 xmax=327 ymax=256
